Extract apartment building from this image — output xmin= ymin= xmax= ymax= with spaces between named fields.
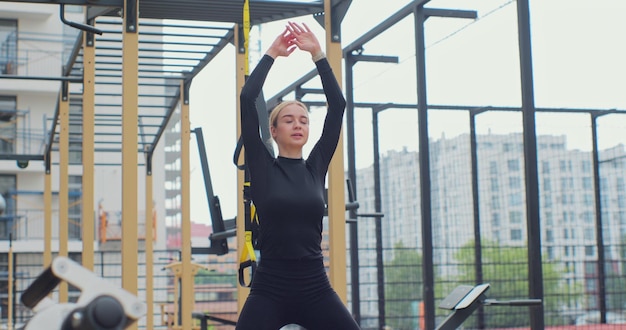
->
xmin=355 ymin=132 xmax=626 ymax=321
xmin=0 ymin=3 xmax=173 ymax=324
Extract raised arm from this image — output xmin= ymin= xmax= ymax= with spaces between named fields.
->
xmin=289 ymin=22 xmax=346 ymax=171
xmin=239 ymin=28 xmax=297 ymax=163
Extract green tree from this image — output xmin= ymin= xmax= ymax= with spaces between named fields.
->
xmin=454 ymin=240 xmax=581 ymax=328
xmin=384 ymin=242 xmax=423 ymax=330
xmin=606 ymin=236 xmax=626 ymax=311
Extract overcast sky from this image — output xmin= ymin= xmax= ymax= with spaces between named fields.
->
xmin=186 ymin=0 xmax=626 ymax=224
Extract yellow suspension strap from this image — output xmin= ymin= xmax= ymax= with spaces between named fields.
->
xmin=238 ymin=0 xmax=257 ymax=288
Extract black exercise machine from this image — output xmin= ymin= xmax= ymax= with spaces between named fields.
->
xmin=437 ymin=283 xmax=542 ymax=330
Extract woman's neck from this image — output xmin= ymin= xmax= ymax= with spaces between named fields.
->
xmin=277 ymin=146 xmax=303 ymax=159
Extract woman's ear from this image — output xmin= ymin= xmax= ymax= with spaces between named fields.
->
xmin=270 ymin=125 xmax=277 ymax=139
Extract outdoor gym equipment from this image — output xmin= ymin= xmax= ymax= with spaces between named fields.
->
xmin=19 ymin=256 xmax=145 ymax=330
xmin=437 ymin=283 xmax=542 ymax=330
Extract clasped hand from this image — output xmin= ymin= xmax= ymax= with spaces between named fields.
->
xmin=266 ymin=21 xmax=322 ymax=59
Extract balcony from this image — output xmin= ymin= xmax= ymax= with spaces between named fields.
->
xmin=0 ymin=30 xmax=79 ymax=93
xmin=0 ymin=109 xmax=47 ymax=166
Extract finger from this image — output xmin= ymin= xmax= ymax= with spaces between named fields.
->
xmin=285 ymin=24 xmax=295 ymax=35
xmin=290 ymin=21 xmax=303 ymax=33
xmin=301 ymin=22 xmax=311 ymax=33
xmin=287 ymin=21 xmax=296 ymax=32
xmin=281 ymin=26 xmax=292 ymax=38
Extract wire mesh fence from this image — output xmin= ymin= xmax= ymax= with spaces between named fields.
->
xmin=0 ymin=109 xmax=625 ymax=330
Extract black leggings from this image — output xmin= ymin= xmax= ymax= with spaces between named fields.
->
xmin=235 ymin=257 xmax=361 ymax=330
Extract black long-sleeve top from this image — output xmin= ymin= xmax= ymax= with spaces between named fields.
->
xmin=239 ymin=55 xmax=346 ymax=260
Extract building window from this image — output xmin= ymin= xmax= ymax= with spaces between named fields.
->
xmin=545 ymin=229 xmax=553 ymax=243
xmin=616 ymin=194 xmax=625 ymax=208
xmin=489 ymin=161 xmax=498 ymax=175
xmin=581 ymin=160 xmax=591 ymax=172
xmin=510 ymin=229 xmax=522 ymax=240
xmin=0 ymin=95 xmax=16 ymax=154
xmin=600 ymin=178 xmax=608 ymax=193
xmin=0 ymin=19 xmax=17 ymax=75
xmin=542 ymin=177 xmax=551 ymax=191
xmin=543 ymin=194 xmax=552 ymax=208
xmin=509 ymin=176 xmax=521 ymax=189
xmin=68 ymin=175 xmax=82 ymax=239
xmin=490 ymin=177 xmax=499 ymax=192
xmin=507 ymin=159 xmax=520 ymax=171
xmin=581 ymin=211 xmax=594 ymax=224
xmin=582 ymin=177 xmax=593 ymax=190
xmin=584 ymin=228 xmax=594 ymax=241
xmin=585 ymin=246 xmax=595 ymax=257
xmin=0 ymin=253 xmax=7 ymax=318
xmin=583 ymin=194 xmax=593 ymax=207
xmin=492 ymin=213 xmax=500 ymax=227
xmin=541 ymin=161 xmax=550 ymax=174
xmin=491 ymin=195 xmax=500 ymax=209
xmin=559 ymin=160 xmax=566 ymax=171
xmin=69 ymin=104 xmax=82 ymax=164
xmin=544 ymin=211 xmax=553 ymax=226
xmin=585 ymin=262 xmax=597 ymax=275
xmin=509 ymin=211 xmax=523 ymax=224
xmin=509 ymin=193 xmax=522 ymax=206
xmin=551 ymin=143 xmax=565 ymax=150
xmin=0 ymin=174 xmax=16 ymax=240
xmin=560 ymin=177 xmax=574 ymax=190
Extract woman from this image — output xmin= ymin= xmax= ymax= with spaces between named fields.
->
xmin=236 ymin=21 xmax=360 ymax=330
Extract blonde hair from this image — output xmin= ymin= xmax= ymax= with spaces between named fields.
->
xmin=268 ymin=100 xmax=309 ymax=130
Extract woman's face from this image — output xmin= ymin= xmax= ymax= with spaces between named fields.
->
xmin=271 ymin=103 xmax=309 ymax=150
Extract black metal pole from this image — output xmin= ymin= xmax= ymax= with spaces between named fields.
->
xmin=515 ymin=1 xmax=544 ymax=328
xmin=414 ymin=5 xmax=435 ymax=329
xmin=345 ymin=53 xmax=361 ymax=324
xmin=373 ymin=108 xmax=386 ymax=329
xmin=469 ymin=110 xmax=485 ymax=329
xmin=590 ymin=113 xmax=607 ymax=323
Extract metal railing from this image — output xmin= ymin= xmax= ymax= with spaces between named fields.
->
xmin=0 ymin=31 xmax=78 ymax=78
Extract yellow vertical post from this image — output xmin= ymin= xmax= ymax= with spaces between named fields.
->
xmin=234 ymin=24 xmax=250 ymax=311
xmin=324 ymin=0 xmax=348 ymax=303
xmin=82 ymin=26 xmax=96 ymax=271
xmin=145 ymin=160 xmax=154 ymax=330
xmin=122 ymin=2 xmax=139 ymax=329
xmin=43 ymin=155 xmax=52 ymax=269
xmin=180 ymin=81 xmax=193 ymax=330
xmin=59 ymin=81 xmax=70 ymax=302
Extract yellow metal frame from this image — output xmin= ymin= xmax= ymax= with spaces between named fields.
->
xmin=58 ymin=81 xmax=69 ymax=302
xmin=121 ymin=3 xmax=140 ymax=330
xmin=323 ymin=0 xmax=348 ymax=302
xmin=180 ymin=80 xmax=193 ymax=329
xmin=82 ymin=26 xmax=96 ymax=271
